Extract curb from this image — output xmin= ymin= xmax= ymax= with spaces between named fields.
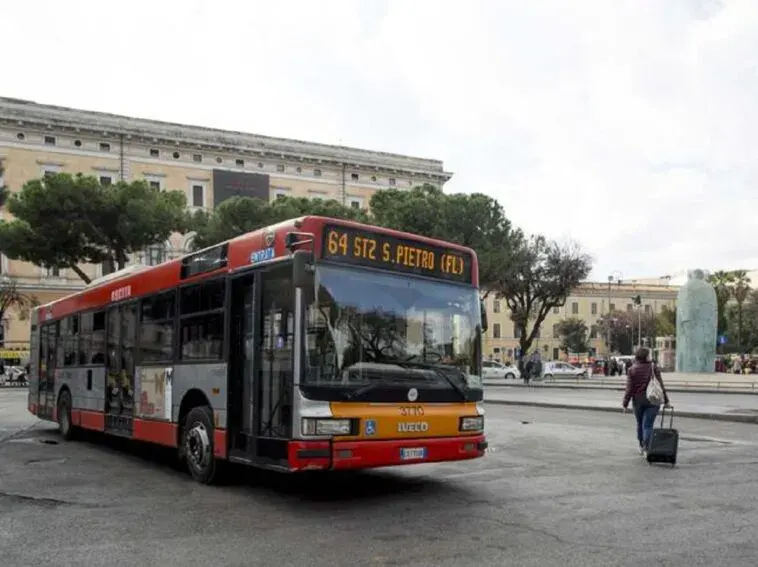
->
xmin=484 ymin=383 xmax=758 ymax=396
xmin=485 ymin=399 xmax=758 ymax=424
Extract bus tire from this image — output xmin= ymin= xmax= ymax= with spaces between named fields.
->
xmin=57 ymin=390 xmax=76 ymax=441
xmin=182 ymin=406 xmax=219 ymax=485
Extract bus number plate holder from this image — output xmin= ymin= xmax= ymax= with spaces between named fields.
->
xmin=400 ymin=447 xmax=426 ymax=460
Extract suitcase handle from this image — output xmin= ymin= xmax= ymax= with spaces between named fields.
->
xmin=659 ymin=405 xmax=674 ymax=429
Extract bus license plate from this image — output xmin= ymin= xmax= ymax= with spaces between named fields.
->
xmin=400 ymin=447 xmax=426 ymax=460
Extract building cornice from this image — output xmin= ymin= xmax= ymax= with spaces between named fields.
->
xmin=0 ymin=97 xmax=453 ymax=181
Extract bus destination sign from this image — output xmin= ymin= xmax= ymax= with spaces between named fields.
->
xmin=321 ymin=225 xmax=473 ymax=283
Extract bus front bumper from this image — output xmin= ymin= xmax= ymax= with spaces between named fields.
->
xmin=288 ymin=434 xmax=487 ymax=472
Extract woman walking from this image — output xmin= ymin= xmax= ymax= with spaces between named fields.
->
xmin=622 ymin=347 xmax=670 ymax=456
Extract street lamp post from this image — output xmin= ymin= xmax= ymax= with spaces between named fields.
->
xmin=606 ymin=271 xmax=623 ymax=355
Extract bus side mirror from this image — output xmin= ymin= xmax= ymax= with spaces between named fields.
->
xmin=293 ymin=250 xmax=315 ymax=288
xmin=480 ymin=300 xmax=488 ymax=333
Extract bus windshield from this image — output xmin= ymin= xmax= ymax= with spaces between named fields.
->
xmin=303 ymin=264 xmax=482 ymax=397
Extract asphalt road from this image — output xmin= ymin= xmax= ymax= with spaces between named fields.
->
xmin=2 ymin=390 xmax=758 ymax=566
xmin=0 ymin=389 xmax=37 ymax=442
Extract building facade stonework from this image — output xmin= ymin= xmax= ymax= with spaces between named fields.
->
xmin=483 ymin=281 xmax=679 ymax=361
xmin=0 ymin=97 xmax=452 ymax=348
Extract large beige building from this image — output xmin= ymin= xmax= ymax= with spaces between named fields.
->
xmin=0 ymin=97 xmax=452 ymax=349
xmin=483 ymin=280 xmax=678 ymax=362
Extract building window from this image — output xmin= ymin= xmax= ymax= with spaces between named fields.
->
xmin=493 ymin=323 xmax=501 ymax=338
xmin=216 ymin=157 xmax=223 ymax=164
xmin=41 ymin=164 xmax=62 ymax=178
xmin=141 ymin=243 xmax=168 ymax=266
xmin=371 ymin=175 xmax=377 ymax=182
xmin=17 ymin=132 xmax=25 ymax=140
xmin=514 ymin=325 xmax=521 ymax=338
xmin=552 ymin=324 xmax=559 ymax=338
xmin=172 ymin=151 xmax=180 ymax=159
xmin=389 ymin=177 xmax=396 ymax=186
xmin=296 ymin=166 xmax=302 ymax=174
xmin=553 ymin=347 xmax=559 ymax=360
xmin=590 ymin=325 xmax=598 ymax=339
xmin=258 ymin=162 xmax=264 ymax=168
xmin=348 ymin=196 xmax=364 ymax=209
xmin=644 ymin=304 xmax=651 ymax=314
xmin=591 ymin=302 xmax=597 ymax=315
xmin=493 ymin=300 xmax=501 ymax=313
xmin=272 ymin=187 xmax=291 ymax=200
xmin=150 ymin=148 xmax=159 ymax=158
xmin=100 ymin=142 xmax=111 ymax=152
xmin=314 ymin=169 xmax=322 ymax=177
xmin=571 ymin=302 xmax=579 ymax=314
xmin=193 ymin=154 xmax=203 ymax=163
xmin=74 ymin=140 xmax=82 ymax=147
xmin=236 ymin=159 xmax=245 ymax=167
xmin=191 ymin=184 xmax=205 ymax=208
xmin=351 ymin=173 xmax=359 ymax=181
xmin=627 ymin=304 xmax=633 ymax=312
xmin=44 ymin=135 xmax=56 ymax=146
xmin=144 ymin=175 xmax=163 ymax=191
xmin=276 ymin=164 xmax=285 ymax=172
xmin=610 ymin=303 xmax=615 ymax=312
xmin=44 ymin=266 xmax=61 ymax=278
xmin=99 ymin=175 xmax=112 ymax=186
xmin=553 ymin=306 xmax=560 ymax=314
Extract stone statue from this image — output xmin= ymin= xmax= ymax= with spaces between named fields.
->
xmin=675 ymin=269 xmax=717 ymax=373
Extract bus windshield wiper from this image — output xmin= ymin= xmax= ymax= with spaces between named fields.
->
xmin=389 ymin=360 xmax=469 ymax=401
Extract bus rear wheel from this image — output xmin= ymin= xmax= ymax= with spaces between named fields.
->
xmin=182 ymin=406 xmax=219 ymax=485
xmin=57 ymin=390 xmax=76 ymax=441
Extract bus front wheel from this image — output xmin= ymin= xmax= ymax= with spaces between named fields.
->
xmin=182 ymin=406 xmax=219 ymax=485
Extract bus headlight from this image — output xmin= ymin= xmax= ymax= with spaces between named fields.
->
xmin=301 ymin=418 xmax=353 ymax=436
xmin=459 ymin=416 xmax=484 ymax=432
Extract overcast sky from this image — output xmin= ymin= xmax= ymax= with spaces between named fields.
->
xmin=4 ymin=0 xmax=755 ymax=282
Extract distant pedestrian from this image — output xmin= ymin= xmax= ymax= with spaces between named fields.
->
xmin=622 ymin=347 xmax=670 ymax=456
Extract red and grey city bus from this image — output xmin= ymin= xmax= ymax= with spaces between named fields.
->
xmin=28 ymin=216 xmax=487 ymax=484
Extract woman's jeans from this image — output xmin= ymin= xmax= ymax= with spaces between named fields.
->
xmin=633 ymin=397 xmax=660 ymax=449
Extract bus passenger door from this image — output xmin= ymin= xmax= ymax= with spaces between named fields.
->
xmin=228 ymin=273 xmax=257 ymax=458
xmin=37 ymin=323 xmax=57 ymax=420
xmin=104 ymin=304 xmax=135 ymax=436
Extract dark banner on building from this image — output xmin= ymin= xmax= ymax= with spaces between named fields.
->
xmin=212 ymin=169 xmax=270 ymax=208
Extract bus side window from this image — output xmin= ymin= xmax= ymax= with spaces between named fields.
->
xmin=63 ymin=315 xmax=80 ymax=366
xmin=80 ymin=313 xmax=93 ymax=365
xmin=179 ymin=280 xmax=225 ymax=360
xmin=91 ymin=311 xmax=106 ymax=364
xmin=139 ymin=291 xmax=175 ymax=363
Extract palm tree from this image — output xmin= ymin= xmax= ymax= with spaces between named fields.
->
xmin=707 ymin=270 xmax=735 ymax=346
xmin=731 ymin=270 xmax=752 ymax=352
xmin=0 ymin=277 xmax=37 ymax=344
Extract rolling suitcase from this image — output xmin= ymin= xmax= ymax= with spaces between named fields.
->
xmin=647 ymin=405 xmax=678 ymax=467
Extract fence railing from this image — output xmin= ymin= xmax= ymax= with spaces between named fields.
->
xmin=0 ymin=381 xmax=28 ymax=388
xmin=484 ymin=377 xmax=758 ymax=392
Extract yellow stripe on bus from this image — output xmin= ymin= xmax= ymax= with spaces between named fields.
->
xmin=329 ymin=402 xmax=480 ymax=440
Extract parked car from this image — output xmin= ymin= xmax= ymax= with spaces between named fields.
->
xmin=542 ymin=361 xmax=588 ymax=379
xmin=482 ymin=360 xmax=521 ymax=380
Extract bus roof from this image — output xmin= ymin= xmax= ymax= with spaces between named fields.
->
xmin=35 ymin=216 xmax=479 ymax=321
